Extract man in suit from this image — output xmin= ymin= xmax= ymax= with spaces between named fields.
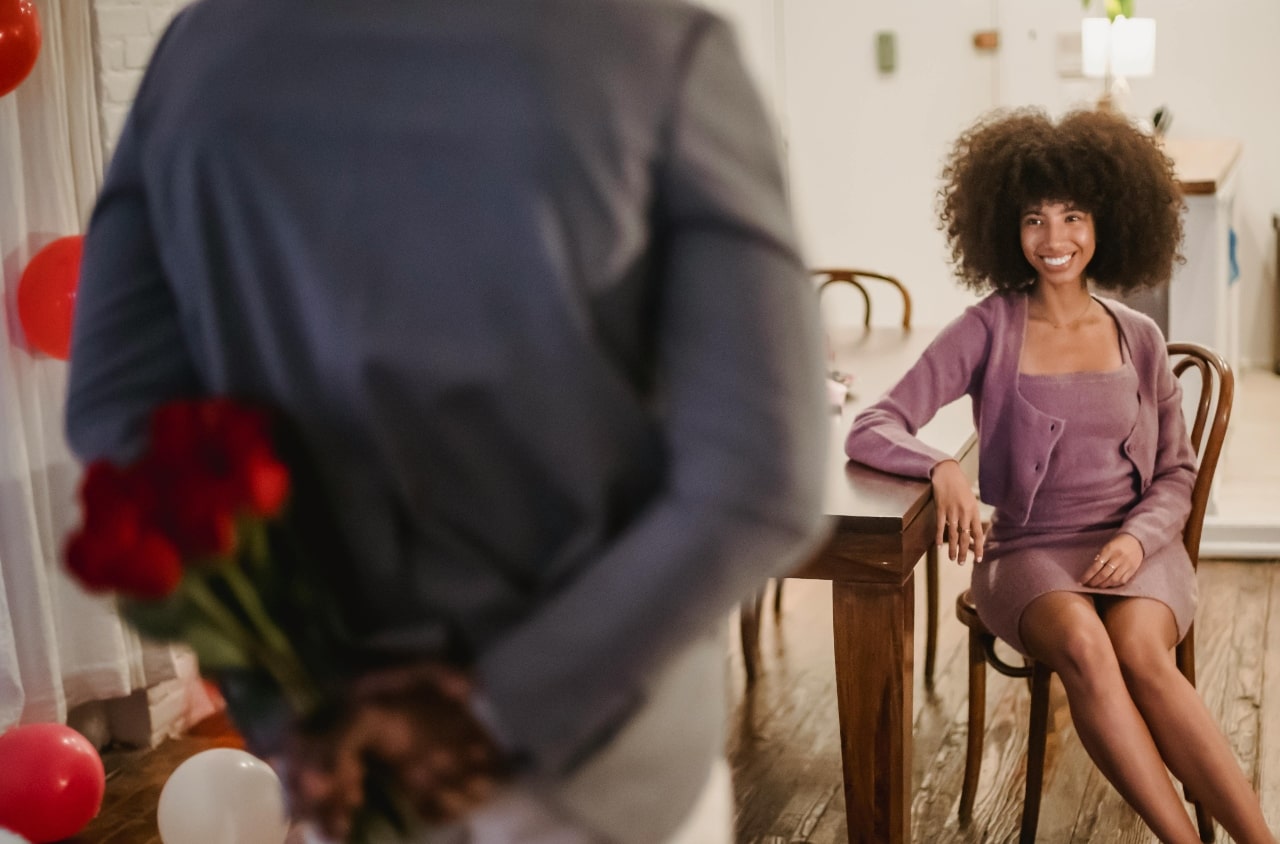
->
xmin=66 ymin=0 xmax=829 ymax=841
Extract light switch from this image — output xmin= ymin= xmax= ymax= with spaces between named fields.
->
xmin=876 ymin=31 xmax=896 ymax=74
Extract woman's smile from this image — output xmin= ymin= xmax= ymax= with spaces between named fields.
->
xmin=1021 ymin=201 xmax=1096 ymax=285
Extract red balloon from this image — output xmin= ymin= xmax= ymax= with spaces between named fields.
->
xmin=0 ymin=723 xmax=105 ymax=843
xmin=0 ymin=0 xmax=41 ymax=98
xmin=17 ymin=235 xmax=82 ymax=360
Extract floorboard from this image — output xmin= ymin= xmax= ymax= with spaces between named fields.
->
xmin=72 ymin=559 xmax=1278 ymax=844
xmin=728 ymin=558 xmax=1280 ymax=844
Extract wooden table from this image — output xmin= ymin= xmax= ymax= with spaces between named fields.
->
xmin=792 ymin=325 xmax=977 ymax=844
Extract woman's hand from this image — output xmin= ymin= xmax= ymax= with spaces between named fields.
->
xmin=931 ymin=459 xmax=985 ymax=564
xmin=282 ymin=662 xmax=508 ymax=842
xmin=1081 ymin=533 xmax=1145 ymax=588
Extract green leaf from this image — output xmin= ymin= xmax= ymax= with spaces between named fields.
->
xmin=122 ymin=591 xmax=195 ymax=640
xmin=123 ymin=576 xmax=256 ymax=670
xmin=1104 ymin=0 xmax=1135 ymax=21
xmin=124 ymin=596 xmax=253 ymax=669
xmin=182 ymin=620 xmax=254 ymax=670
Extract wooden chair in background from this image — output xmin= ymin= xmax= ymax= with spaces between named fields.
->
xmin=740 ymin=268 xmax=942 ymax=696
xmin=955 ymin=342 xmax=1234 ymax=843
xmin=812 ymin=267 xmax=913 ymax=329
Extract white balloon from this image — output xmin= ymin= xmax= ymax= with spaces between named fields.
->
xmin=157 ymin=748 xmax=290 ymax=844
xmin=0 ymin=828 xmax=31 ymax=844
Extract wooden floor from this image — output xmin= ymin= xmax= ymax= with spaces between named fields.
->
xmin=70 ymin=710 xmax=247 ymax=844
xmin=64 ymin=371 xmax=1280 ymax=842
xmin=72 ymin=557 xmax=1280 ymax=844
xmin=727 ymin=557 xmax=1280 ymax=843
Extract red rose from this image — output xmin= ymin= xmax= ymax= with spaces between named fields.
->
xmin=208 ymin=401 xmax=273 ymax=460
xmin=161 ymin=466 xmax=239 ymax=557
xmin=65 ymin=526 xmax=182 ymax=600
xmin=238 ymin=448 xmax=291 ymax=518
xmin=144 ymin=400 xmax=286 ymax=522
xmin=67 ymin=399 xmax=294 ymax=597
xmin=80 ymin=465 xmax=141 ymax=546
xmin=205 ymin=403 xmax=288 ymax=517
xmin=65 ymin=529 xmax=118 ymax=591
xmin=148 ymin=402 xmax=198 ymax=460
xmin=80 ymin=461 xmax=130 ymax=510
xmin=118 ymin=533 xmax=185 ymax=598
xmin=80 ymin=461 xmax=158 ymax=527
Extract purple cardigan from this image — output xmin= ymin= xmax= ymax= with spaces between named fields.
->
xmin=844 ymin=292 xmax=1197 ymax=557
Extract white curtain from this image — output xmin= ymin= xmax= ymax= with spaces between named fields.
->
xmin=0 ymin=0 xmax=177 ymax=731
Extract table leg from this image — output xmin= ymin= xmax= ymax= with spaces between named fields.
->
xmin=832 ymin=574 xmax=915 ymax=844
xmin=739 ymin=591 xmax=764 ymax=685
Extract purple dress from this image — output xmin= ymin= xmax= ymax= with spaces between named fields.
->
xmin=968 ymin=340 xmax=1197 ymax=655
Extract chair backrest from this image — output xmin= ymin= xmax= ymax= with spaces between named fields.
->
xmin=1167 ymin=342 xmax=1234 ymax=568
xmin=811 ymin=267 xmax=913 ymax=329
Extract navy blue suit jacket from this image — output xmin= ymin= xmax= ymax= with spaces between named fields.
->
xmin=68 ymin=0 xmax=829 ymax=835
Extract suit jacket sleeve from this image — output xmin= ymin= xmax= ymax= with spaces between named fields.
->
xmin=843 ymin=306 xmax=988 ymax=478
xmin=474 ymin=16 xmax=830 ymax=774
xmin=1119 ymin=341 xmax=1197 ymax=558
xmin=66 ymin=12 xmax=203 ymax=463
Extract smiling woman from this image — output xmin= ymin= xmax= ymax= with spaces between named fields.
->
xmin=844 ymin=107 xmax=1278 ymax=844
xmin=1019 ymin=202 xmax=1096 ymax=296
xmin=937 ymin=108 xmax=1183 ymax=297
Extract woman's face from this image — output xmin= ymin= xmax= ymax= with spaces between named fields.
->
xmin=1020 ymin=200 xmax=1095 ymax=289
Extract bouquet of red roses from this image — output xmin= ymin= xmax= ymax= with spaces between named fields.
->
xmin=63 ymin=398 xmax=406 ymax=840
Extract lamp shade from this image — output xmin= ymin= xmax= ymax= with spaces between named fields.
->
xmin=1081 ymin=17 xmax=1111 ymax=78
xmin=1111 ymin=16 xmax=1155 ymax=77
xmin=1081 ymin=16 xmax=1156 ymax=79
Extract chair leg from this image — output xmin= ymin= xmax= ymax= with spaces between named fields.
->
xmin=1177 ymin=631 xmax=1214 ymax=841
xmin=739 ymin=591 xmax=764 ymax=686
xmin=959 ymin=628 xmax=988 ymax=824
xmin=924 ymin=545 xmax=939 ymax=691
xmin=772 ymin=577 xmax=784 ymax=616
xmin=1193 ymin=803 xmax=1215 ymax=842
xmin=1020 ymin=662 xmax=1053 ymax=844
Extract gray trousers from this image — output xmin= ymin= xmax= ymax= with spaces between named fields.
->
xmin=408 ymin=758 xmax=732 ymax=844
xmin=297 ymin=632 xmax=732 ymax=844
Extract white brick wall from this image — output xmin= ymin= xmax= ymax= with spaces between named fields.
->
xmin=93 ymin=0 xmax=195 ymax=154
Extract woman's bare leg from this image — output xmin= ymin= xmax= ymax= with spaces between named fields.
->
xmin=1019 ymin=591 xmax=1200 ymax=843
xmin=1103 ymin=597 xmax=1277 ymax=844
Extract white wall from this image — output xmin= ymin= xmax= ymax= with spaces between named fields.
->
xmin=92 ymin=0 xmax=192 ymax=153
xmin=993 ymin=0 xmax=1280 ymax=369
xmin=1135 ymin=2 xmax=1280 ymax=370
xmin=699 ymin=0 xmax=997 ymax=329
xmin=778 ymin=0 xmax=996 ymax=330
xmin=711 ymin=0 xmax=1280 ymax=367
xmin=92 ymin=0 xmax=1280 ymax=366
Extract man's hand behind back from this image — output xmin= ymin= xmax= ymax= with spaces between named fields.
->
xmin=283 ymin=662 xmax=509 ymax=841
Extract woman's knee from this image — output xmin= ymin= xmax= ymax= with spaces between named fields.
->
xmin=1104 ymin=599 xmax=1181 ymax=697
xmin=1020 ymin=599 xmax=1115 ymax=681
xmin=1111 ymin=635 xmax=1180 ymax=699
xmin=1041 ymin=623 xmax=1117 ymax=682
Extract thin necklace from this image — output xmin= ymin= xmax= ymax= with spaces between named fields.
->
xmin=1035 ymin=296 xmax=1094 ymax=329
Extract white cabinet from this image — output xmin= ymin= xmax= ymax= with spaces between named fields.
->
xmin=1164 ymin=138 xmax=1243 ymax=370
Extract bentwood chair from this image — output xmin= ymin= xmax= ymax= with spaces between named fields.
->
xmin=812 ymin=267 xmax=913 ymax=329
xmin=740 ymin=268 xmax=941 ymax=693
xmin=955 ymin=342 xmax=1233 ymax=843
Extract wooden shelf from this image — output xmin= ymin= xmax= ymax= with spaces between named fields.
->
xmin=1161 ymin=137 xmax=1242 ymax=195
